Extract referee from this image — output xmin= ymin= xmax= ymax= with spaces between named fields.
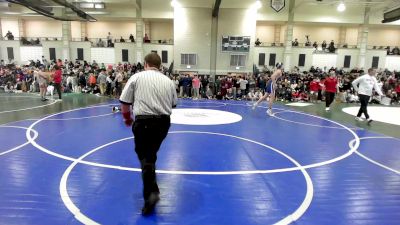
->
xmin=119 ymin=53 xmax=177 ymax=215
xmin=352 ymin=68 xmax=383 ymax=125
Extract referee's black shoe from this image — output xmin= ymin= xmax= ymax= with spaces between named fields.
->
xmin=141 ymin=193 xmax=160 ymax=216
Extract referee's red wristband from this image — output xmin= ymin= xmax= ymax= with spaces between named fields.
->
xmin=122 ymin=111 xmax=132 ymax=121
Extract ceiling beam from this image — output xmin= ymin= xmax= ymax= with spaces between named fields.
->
xmin=212 ymin=0 xmax=221 ymax=17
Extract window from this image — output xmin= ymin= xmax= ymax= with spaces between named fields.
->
xmin=344 ymin=55 xmax=351 ymax=68
xmin=122 ymin=49 xmax=129 ymax=62
xmin=49 ymin=48 xmax=56 ymax=61
xmin=230 ymin=55 xmax=246 ymax=67
xmin=7 ymin=47 xmax=14 ymax=60
xmin=181 ymin=54 xmax=197 ymax=65
xmin=372 ymin=56 xmax=379 ymax=68
xmin=77 ymin=48 xmax=84 ymax=60
xmin=269 ymin=53 xmax=276 ymax=66
xmin=298 ymin=54 xmax=306 ymax=67
xmin=162 ymin=51 xmax=168 ymax=63
xmin=258 ymin=53 xmax=265 ymax=66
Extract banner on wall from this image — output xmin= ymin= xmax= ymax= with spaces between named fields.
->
xmin=271 ymin=0 xmax=285 ymax=12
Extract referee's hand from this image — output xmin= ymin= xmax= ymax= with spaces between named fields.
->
xmin=124 ymin=118 xmax=133 ymax=127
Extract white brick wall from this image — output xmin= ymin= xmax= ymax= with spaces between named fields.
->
xmin=42 ymin=41 xmax=64 ymax=61
xmin=174 ymin=7 xmax=212 ymax=74
xmin=70 ymin=41 xmax=92 ymax=62
xmin=337 ymin=48 xmax=359 ymax=70
xmin=114 ymin=42 xmax=136 ymax=64
xmin=365 ymin=49 xmax=387 ymax=70
xmin=253 ymin=46 xmax=285 ymax=68
xmin=143 ymin=43 xmax=173 ymax=66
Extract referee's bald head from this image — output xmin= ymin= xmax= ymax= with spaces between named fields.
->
xmin=144 ymin=53 xmax=161 ymax=69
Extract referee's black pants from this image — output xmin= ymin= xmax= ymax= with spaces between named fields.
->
xmin=132 ymin=116 xmax=170 ymax=201
xmin=357 ymin=94 xmax=370 ymax=119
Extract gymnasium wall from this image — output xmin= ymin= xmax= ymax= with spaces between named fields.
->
xmin=256 ymin=23 xmax=275 ymax=44
xmin=336 ymin=48 xmax=359 ymax=69
xmin=345 ymin=27 xmax=359 ymax=46
xmin=86 ymin=21 xmax=136 ymax=39
xmin=173 ymin=7 xmax=212 ymax=74
xmin=292 ymin=25 xmax=340 ymax=44
xmin=24 ymin=20 xmax=63 ymax=38
xmin=71 ymin=21 xmax=82 ymax=39
xmin=216 ymin=8 xmax=257 ymax=74
xmin=293 ymin=5 xmax=365 ymax=24
xmin=142 ymin=0 xmax=173 ymax=19
xmin=368 ymin=27 xmax=400 ymax=47
xmin=1 ymin=19 xmax=19 ymax=38
xmin=149 ymin=21 xmax=173 ymax=41
xmin=365 ymin=49 xmax=387 ymax=70
xmin=70 ymin=41 xmax=91 ymax=62
xmin=114 ymin=42 xmax=136 ymax=63
xmin=291 ymin=47 xmax=315 ymax=70
xmin=253 ymin=46 xmax=284 ymax=67
xmin=385 ymin=56 xmax=400 ymax=71
xmin=143 ymin=43 xmax=174 ymax=66
xmin=0 ymin=40 xmax=21 ymax=63
xmin=41 ymin=41 xmax=63 ymax=61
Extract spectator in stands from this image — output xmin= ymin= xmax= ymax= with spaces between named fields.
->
xmin=120 ymin=37 xmax=125 ymax=42
xmin=385 ymin=46 xmax=391 ymax=55
xmin=323 ymin=71 xmax=338 ymax=111
xmin=144 ymin=33 xmax=150 ymax=43
xmin=206 ymin=85 xmax=213 ymax=99
xmin=84 ymin=36 xmax=89 ymax=42
xmin=328 ymin=40 xmax=335 ymax=53
xmin=392 ymin=46 xmax=400 ymax=55
xmin=4 ymin=31 xmax=14 ymax=40
xmin=312 ymin=41 xmax=318 ymax=49
xmin=20 ymin=37 xmax=30 ymax=45
xmin=322 ymin=40 xmax=327 ymax=51
xmin=200 ymin=75 xmax=209 ymax=98
xmin=292 ymin=38 xmax=299 ymax=46
xmin=305 ymin=40 xmax=311 ymax=47
xmin=107 ymin=32 xmax=113 ymax=47
xmin=255 ymin=38 xmax=261 ymax=46
xmin=192 ymin=75 xmax=201 ymax=100
xmin=97 ymin=39 xmax=105 ymax=47
xmin=238 ymin=76 xmax=248 ymax=99
xmin=182 ymin=74 xmax=192 ymax=98
xmin=97 ymin=69 xmax=107 ymax=95
xmin=129 ymin=34 xmax=135 ymax=42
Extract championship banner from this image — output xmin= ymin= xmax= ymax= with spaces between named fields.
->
xmin=271 ymin=0 xmax=285 ymax=12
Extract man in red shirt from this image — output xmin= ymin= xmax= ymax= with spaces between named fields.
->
xmin=323 ymin=72 xmax=338 ymax=111
xmin=309 ymin=77 xmax=320 ymax=103
xmin=52 ymin=65 xmax=63 ymax=101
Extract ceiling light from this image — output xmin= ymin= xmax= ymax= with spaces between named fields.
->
xmin=255 ymin=0 xmax=262 ymax=9
xmin=171 ymin=0 xmax=177 ymax=7
xmin=337 ymin=2 xmax=346 ymax=12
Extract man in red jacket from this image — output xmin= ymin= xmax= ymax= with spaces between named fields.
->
xmin=52 ymin=65 xmax=63 ymax=101
xmin=323 ymin=72 xmax=338 ymax=111
xmin=309 ymin=77 xmax=320 ymax=103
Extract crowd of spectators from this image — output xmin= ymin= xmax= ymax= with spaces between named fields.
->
xmin=0 ymin=57 xmax=168 ymax=97
xmin=93 ymin=32 xmax=155 ymax=47
xmin=1 ymin=58 xmax=399 ymax=105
